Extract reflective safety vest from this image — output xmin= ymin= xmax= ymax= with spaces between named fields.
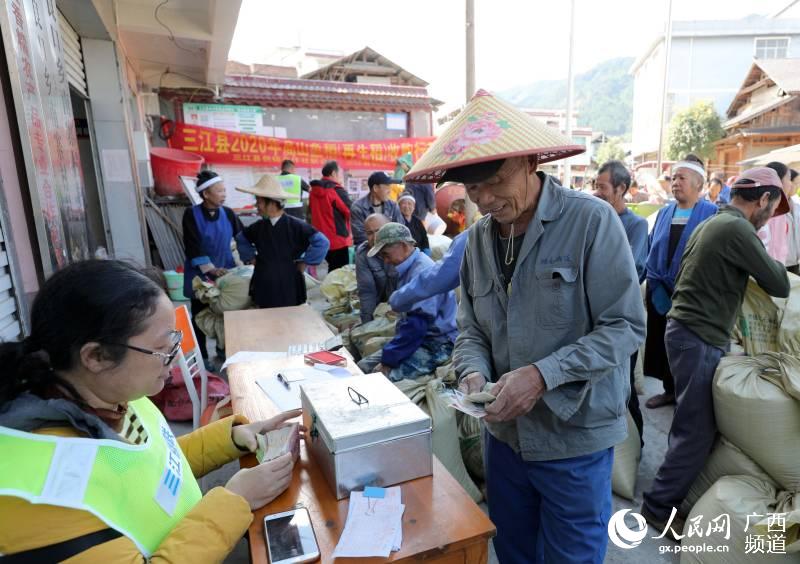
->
xmin=0 ymin=397 xmax=202 ymax=557
xmin=279 ymin=174 xmax=303 ymax=207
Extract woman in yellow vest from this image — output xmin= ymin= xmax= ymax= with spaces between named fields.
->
xmin=0 ymin=260 xmax=300 ymax=562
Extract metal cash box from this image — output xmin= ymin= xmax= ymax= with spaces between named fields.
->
xmin=300 ymin=373 xmax=432 ymax=499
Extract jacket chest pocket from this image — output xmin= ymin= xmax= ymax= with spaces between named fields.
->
xmin=470 ymin=277 xmax=496 ymax=329
xmin=535 ymin=267 xmax=580 ymax=327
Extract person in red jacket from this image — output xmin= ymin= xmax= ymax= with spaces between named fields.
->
xmin=309 ymin=160 xmax=353 ymax=271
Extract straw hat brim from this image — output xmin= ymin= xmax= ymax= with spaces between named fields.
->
xmin=404 ymin=89 xmax=586 ymax=183
xmin=235 ymin=175 xmax=293 ymax=200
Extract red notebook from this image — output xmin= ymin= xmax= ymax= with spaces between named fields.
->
xmin=304 ymin=350 xmax=347 ymax=367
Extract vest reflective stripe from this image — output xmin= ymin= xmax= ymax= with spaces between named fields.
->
xmin=0 ymin=398 xmax=202 ymax=557
xmin=279 ymin=174 xmax=303 ymax=207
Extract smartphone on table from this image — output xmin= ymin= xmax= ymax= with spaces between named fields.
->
xmin=264 ymin=506 xmax=320 ymax=564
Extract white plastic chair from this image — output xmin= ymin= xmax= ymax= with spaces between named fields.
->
xmin=175 ymin=305 xmax=208 ymax=429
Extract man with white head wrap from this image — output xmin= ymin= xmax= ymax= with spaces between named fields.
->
xmin=643 ymin=156 xmax=717 ymax=409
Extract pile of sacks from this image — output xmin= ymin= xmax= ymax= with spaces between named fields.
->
xmin=678 ymin=352 xmax=800 ymax=562
xmin=320 ymin=265 xmax=361 ymax=331
xmin=678 ymin=276 xmax=800 ymax=563
xmin=192 ymin=266 xmax=254 ymax=346
xmin=345 ymin=303 xmax=397 ymax=358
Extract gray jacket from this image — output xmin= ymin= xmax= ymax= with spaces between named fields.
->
xmin=454 ymin=174 xmax=646 ymax=461
xmin=355 ymin=241 xmax=398 ymax=322
xmin=351 ymin=196 xmax=402 ymax=246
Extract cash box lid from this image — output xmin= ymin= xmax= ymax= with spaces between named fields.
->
xmin=301 ymin=373 xmax=431 ymax=453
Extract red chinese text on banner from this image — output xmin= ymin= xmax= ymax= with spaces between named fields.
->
xmin=169 ymin=123 xmax=435 ymax=169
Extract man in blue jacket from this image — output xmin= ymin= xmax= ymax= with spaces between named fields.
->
xmin=389 ymin=230 xmax=469 ymax=313
xmin=351 ymin=172 xmax=402 ymax=246
xmin=357 ymin=223 xmax=457 ymax=381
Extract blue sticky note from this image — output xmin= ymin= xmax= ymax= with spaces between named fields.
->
xmin=363 ymin=486 xmax=386 ymax=499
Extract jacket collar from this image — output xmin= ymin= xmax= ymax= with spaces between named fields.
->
xmin=395 ymin=248 xmax=420 ymax=278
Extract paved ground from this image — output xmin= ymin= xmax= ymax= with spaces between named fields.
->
xmin=173 ymin=282 xmax=682 ymax=563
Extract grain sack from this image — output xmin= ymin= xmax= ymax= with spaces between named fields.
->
xmin=611 ymin=411 xmax=641 ymax=501
xmin=714 ymin=353 xmax=800 ymax=491
xmin=681 ymin=435 xmax=777 ymax=516
xmin=681 ymin=476 xmax=798 ymax=564
xmin=739 ymin=275 xmax=800 ymax=356
xmin=320 ymin=264 xmax=357 ymax=306
xmin=394 ymin=377 xmax=482 ymax=502
xmin=753 ymin=490 xmax=800 ymax=554
xmin=361 ymin=336 xmax=392 ymax=357
xmin=349 ymin=316 xmax=397 ymax=356
xmin=428 ymin=234 xmax=453 ymax=261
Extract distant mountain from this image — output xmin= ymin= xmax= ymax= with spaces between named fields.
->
xmin=499 ymin=56 xmax=635 ymax=138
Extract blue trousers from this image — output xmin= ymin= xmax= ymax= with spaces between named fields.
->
xmin=485 ymin=431 xmax=613 ymax=564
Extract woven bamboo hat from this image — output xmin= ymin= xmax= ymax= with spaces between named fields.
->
xmin=404 ymin=90 xmax=585 ymax=183
xmin=236 ymin=175 xmax=293 ymax=200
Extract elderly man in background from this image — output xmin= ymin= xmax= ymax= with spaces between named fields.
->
xmin=355 ymin=213 xmax=397 ymax=323
xmin=351 ymin=172 xmax=402 ymax=246
xmin=642 ymin=167 xmax=790 ymax=537
xmin=593 ymin=159 xmax=648 ymax=446
xmin=405 ymin=90 xmax=645 ymax=563
xmin=643 ymin=157 xmax=717 ymax=409
xmin=357 ymin=223 xmax=457 ymax=381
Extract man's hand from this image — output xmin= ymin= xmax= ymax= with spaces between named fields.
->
xmin=458 ymin=372 xmax=487 ymax=394
xmin=210 ymin=267 xmax=228 ymax=278
xmin=484 ymin=365 xmax=546 ymax=423
xmin=231 ymin=409 xmax=303 ymax=452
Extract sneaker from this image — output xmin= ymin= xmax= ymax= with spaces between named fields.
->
xmin=645 ymin=393 xmax=676 ymax=409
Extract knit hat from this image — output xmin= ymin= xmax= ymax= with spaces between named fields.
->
xmin=403 ymin=89 xmax=584 ymax=183
xmin=367 ymin=223 xmax=415 ymax=257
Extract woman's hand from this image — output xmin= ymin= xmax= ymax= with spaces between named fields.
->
xmin=231 ymin=409 xmax=304 ymax=452
xmin=225 ymin=453 xmax=294 ymax=510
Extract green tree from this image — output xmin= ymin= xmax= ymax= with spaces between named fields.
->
xmin=595 ymin=137 xmax=626 ymax=164
xmin=665 ymin=100 xmax=724 ymax=161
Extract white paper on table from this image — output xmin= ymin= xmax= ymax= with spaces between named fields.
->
xmin=220 ymin=351 xmax=287 ymax=371
xmin=336 ymin=487 xmax=404 ymax=555
xmin=333 ymin=494 xmax=405 ymax=558
xmin=255 ymin=367 xmax=341 ymax=412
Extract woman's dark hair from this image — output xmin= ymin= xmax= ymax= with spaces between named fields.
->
xmin=257 ymin=196 xmax=284 ymax=210
xmin=196 ymin=170 xmax=219 ymax=201
xmin=766 ymin=161 xmax=789 ymax=182
xmin=791 ymin=169 xmax=798 ymax=182
xmin=709 ymin=177 xmax=723 ymax=188
xmin=0 ymin=260 xmax=166 ymax=404
xmin=683 ymin=154 xmax=704 ymax=167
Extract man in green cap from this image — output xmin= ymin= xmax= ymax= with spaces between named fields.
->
xmin=357 ymin=222 xmax=457 ymax=380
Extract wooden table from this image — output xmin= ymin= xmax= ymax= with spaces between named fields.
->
xmin=225 ymin=308 xmax=495 ymax=564
xmin=224 ymin=304 xmax=335 ymax=356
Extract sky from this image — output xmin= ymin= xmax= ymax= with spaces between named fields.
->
xmin=229 ymin=0 xmax=794 ymax=114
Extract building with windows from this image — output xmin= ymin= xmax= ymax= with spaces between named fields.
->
xmin=630 ymin=14 xmax=800 ymax=164
xmin=714 ymin=58 xmax=800 ymax=172
xmin=521 ymin=109 xmax=593 ymax=188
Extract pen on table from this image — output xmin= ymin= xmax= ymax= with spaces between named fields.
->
xmin=277 ymin=373 xmax=290 ymax=389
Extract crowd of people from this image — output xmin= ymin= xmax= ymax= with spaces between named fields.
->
xmin=1 ymin=88 xmax=798 ymax=563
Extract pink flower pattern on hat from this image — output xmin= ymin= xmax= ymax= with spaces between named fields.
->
xmin=442 ymin=112 xmax=511 ymax=159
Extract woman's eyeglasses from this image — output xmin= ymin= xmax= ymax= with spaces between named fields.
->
xmin=112 ymin=330 xmax=183 ymax=366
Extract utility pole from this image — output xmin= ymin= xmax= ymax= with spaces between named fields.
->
xmin=656 ymin=0 xmax=674 ymax=175
xmin=563 ymin=0 xmax=576 ymax=188
xmin=464 ymin=0 xmax=478 ymax=226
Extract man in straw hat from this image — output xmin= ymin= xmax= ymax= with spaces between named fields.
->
xmin=642 ymin=166 xmax=790 ymax=539
xmin=644 ymin=155 xmax=718 ymax=410
xmin=237 ymin=175 xmax=329 ymax=309
xmin=404 ymin=90 xmax=646 ymax=562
